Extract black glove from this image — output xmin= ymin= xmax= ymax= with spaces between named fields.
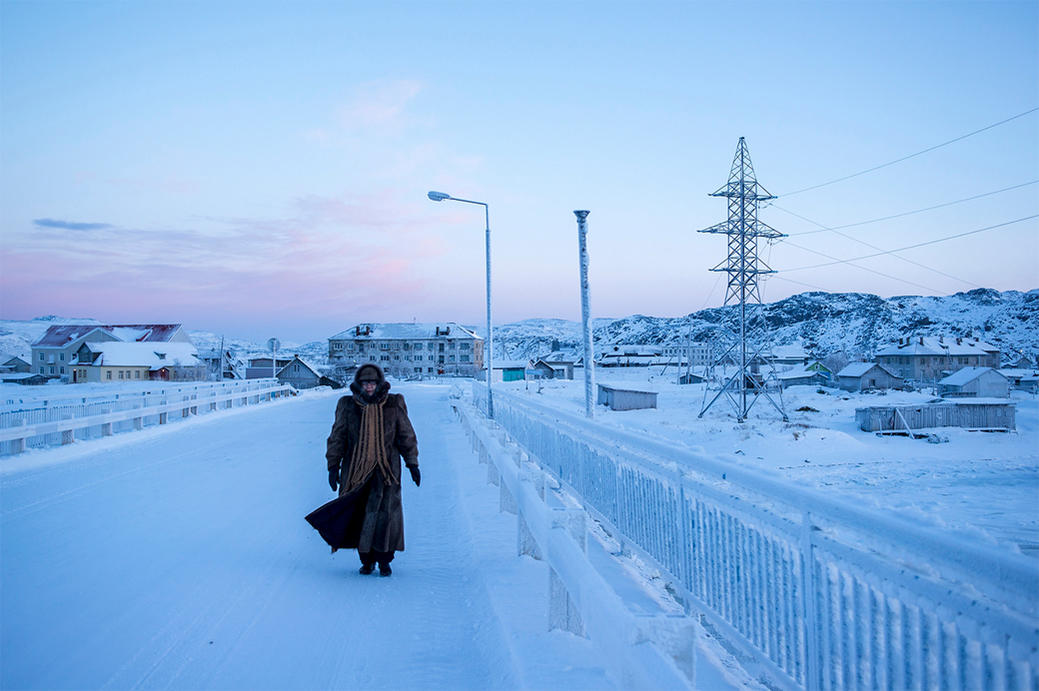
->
xmin=408 ymin=466 xmax=421 ymax=487
xmin=328 ymin=468 xmax=339 ymax=492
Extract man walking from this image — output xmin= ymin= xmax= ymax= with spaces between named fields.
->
xmin=325 ymin=363 xmax=420 ymax=576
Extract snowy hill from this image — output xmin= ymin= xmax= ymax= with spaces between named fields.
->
xmin=495 ymin=288 xmax=1039 ymax=362
xmin=3 ymin=288 xmax=1036 ymax=367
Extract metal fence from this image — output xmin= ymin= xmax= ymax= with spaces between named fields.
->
xmin=1 ymin=379 xmax=293 ymax=455
xmin=474 ymin=383 xmax=1039 ymax=691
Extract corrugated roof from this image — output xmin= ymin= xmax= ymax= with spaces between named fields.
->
xmin=939 ymin=366 xmax=1005 ymax=386
xmin=73 ymin=342 xmax=199 ymax=369
xmin=329 ymin=322 xmax=481 ymax=341
xmin=33 ymin=324 xmax=182 ymax=347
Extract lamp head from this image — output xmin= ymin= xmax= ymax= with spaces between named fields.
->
xmin=427 ymin=190 xmax=451 ymax=202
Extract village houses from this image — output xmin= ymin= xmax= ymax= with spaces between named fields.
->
xmin=31 ymin=324 xmax=196 ymax=383
xmin=874 ymin=335 xmax=1000 ymax=382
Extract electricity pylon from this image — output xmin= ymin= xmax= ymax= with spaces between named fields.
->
xmin=698 ymin=137 xmax=788 ymax=422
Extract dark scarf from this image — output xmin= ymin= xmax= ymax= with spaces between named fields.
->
xmin=344 ymin=387 xmax=394 ymax=491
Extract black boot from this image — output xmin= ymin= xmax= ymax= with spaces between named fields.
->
xmin=359 ymin=563 xmax=375 ymax=575
xmin=378 ymin=563 xmax=392 ymax=577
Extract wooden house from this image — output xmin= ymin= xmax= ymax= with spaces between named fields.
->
xmin=597 ymin=384 xmax=658 ymax=411
xmin=938 ymin=367 xmax=1010 ymax=398
xmin=836 ymin=362 xmax=902 ymax=392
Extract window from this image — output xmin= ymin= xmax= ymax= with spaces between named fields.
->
xmin=49 ymin=366 xmax=55 ymax=374
xmin=427 ymin=367 xmax=434 ymax=373
xmin=449 ymin=355 xmax=456 ymax=362
xmin=39 ymin=353 xmax=44 ymax=361
xmin=39 ymin=367 xmax=44 ymax=374
xmin=449 ymin=342 xmax=456 ymax=350
xmin=461 ymin=342 xmax=471 ymax=350
xmin=135 ymin=371 xmax=141 ymax=379
xmin=414 ymin=367 xmax=421 ymax=373
xmin=380 ymin=343 xmax=389 ymax=350
xmin=381 ymin=355 xmax=390 ymax=361
xmin=60 ymin=366 xmax=65 ymax=374
xmin=460 ymin=355 xmax=470 ymax=362
xmin=394 ymin=355 xmax=400 ymax=360
xmin=60 ymin=353 xmax=65 ymax=361
xmin=106 ymin=371 xmax=112 ymax=380
xmin=119 ymin=371 xmax=124 ymax=379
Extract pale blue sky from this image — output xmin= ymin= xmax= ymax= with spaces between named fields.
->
xmin=2 ymin=0 xmax=1036 ymax=341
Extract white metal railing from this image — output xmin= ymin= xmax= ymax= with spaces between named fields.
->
xmin=473 ymin=382 xmax=1039 ymax=691
xmin=453 ymin=399 xmax=696 ymax=689
xmin=1 ymin=379 xmax=294 ymax=455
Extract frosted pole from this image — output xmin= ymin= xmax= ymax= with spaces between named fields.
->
xmin=575 ymin=210 xmax=595 ymax=418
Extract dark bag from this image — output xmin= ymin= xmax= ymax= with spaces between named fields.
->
xmin=305 ymin=485 xmax=368 ymax=551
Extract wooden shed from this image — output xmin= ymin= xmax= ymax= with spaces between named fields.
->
xmin=597 ymin=384 xmax=658 ymax=411
xmin=855 ymin=400 xmax=1016 ymax=433
xmin=837 ymin=362 xmax=902 ymax=392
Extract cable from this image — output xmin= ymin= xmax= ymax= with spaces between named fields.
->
xmin=783 ymin=180 xmax=1039 ymax=236
xmin=784 ymin=214 xmax=1038 ymax=272
xmin=778 ymin=207 xmax=985 ymax=288
xmin=782 ymin=240 xmax=945 ymax=292
xmin=780 ymin=107 xmax=1039 ymax=198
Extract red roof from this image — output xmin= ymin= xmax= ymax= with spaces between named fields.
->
xmin=32 ymin=324 xmax=182 ymax=347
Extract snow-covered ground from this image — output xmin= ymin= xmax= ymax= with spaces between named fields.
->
xmin=498 ymin=368 xmax=1039 ymax=558
xmin=1 ymin=385 xmax=621 ymax=689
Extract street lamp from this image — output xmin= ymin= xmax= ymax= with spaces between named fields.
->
xmin=427 ymin=190 xmax=494 ymax=419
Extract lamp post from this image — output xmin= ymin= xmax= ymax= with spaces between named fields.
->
xmin=427 ymin=190 xmax=494 ymax=419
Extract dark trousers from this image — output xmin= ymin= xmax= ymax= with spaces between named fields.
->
xmin=359 ymin=550 xmax=394 ymax=567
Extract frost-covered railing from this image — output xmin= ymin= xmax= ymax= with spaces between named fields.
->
xmin=0 ymin=379 xmax=293 ymax=455
xmin=473 ymin=383 xmax=1039 ymax=691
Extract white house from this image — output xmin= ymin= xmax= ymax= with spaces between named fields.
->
xmin=70 ymin=342 xmax=204 ymax=383
xmin=938 ymin=367 xmax=1010 ymax=398
xmin=32 ymin=324 xmax=192 ymax=382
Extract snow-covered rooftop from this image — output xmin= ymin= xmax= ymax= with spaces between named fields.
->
xmin=493 ymin=359 xmax=532 ymax=369
xmin=74 ymin=342 xmax=200 ymax=369
xmin=837 ymin=362 xmax=897 ymax=378
xmin=33 ymin=324 xmax=182 ymax=347
xmin=278 ymin=356 xmax=323 ymax=378
xmin=939 ymin=366 xmax=1005 ymax=386
xmin=329 ymin=322 xmax=481 ymax=341
xmin=875 ymin=336 xmax=999 ymax=357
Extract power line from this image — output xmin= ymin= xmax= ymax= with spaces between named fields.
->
xmin=782 ymin=180 xmax=1039 ymax=236
xmin=778 ymin=207 xmax=984 ymax=288
xmin=782 ymin=239 xmax=945 ymax=292
xmin=784 ymin=214 xmax=1038 ymax=272
xmin=780 ymin=107 xmax=1039 ymax=198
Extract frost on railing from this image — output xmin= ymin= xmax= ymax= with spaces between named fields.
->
xmin=473 ymin=382 xmax=1039 ymax=691
xmin=1 ymin=379 xmax=293 ymax=456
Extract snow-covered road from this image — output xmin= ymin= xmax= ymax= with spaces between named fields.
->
xmin=2 ymin=385 xmax=610 ymax=689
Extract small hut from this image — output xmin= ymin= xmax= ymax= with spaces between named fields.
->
xmin=938 ymin=367 xmax=1009 ymax=398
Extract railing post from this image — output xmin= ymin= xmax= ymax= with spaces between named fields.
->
xmin=549 ymin=508 xmax=587 ymax=636
xmin=800 ymin=510 xmax=822 ymax=691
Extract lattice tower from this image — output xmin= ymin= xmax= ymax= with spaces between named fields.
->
xmin=698 ymin=137 xmax=789 ymax=422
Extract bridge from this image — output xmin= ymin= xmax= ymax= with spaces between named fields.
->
xmin=2 ymin=383 xmax=1036 ymax=690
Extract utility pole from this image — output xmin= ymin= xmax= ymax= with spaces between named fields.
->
xmin=699 ymin=137 xmax=788 ymax=422
xmin=574 ymin=210 xmax=596 ymax=418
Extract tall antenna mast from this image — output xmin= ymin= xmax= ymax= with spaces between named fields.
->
xmin=699 ymin=137 xmax=788 ymax=422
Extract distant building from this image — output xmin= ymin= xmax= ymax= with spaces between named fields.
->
xmin=998 ymin=368 xmax=1039 ymax=394
xmin=938 ymin=367 xmax=1009 ymax=398
xmin=598 ymin=345 xmax=663 ymax=367
xmin=836 ymin=362 xmax=902 ymax=392
xmin=276 ymin=355 xmax=332 ymax=389
xmin=491 ymin=359 xmax=530 ymax=382
xmin=777 ymin=361 xmax=833 ymax=388
xmin=770 ymin=343 xmax=811 ymax=367
xmin=661 ymin=342 xmax=712 ymax=368
xmin=32 ymin=324 xmax=191 ymax=382
xmin=874 ymin=335 xmax=1000 ymax=382
xmin=0 ymin=354 xmax=31 ymax=373
xmin=246 ymin=356 xmax=292 ymax=379
xmin=533 ymin=353 xmax=575 ymax=380
xmin=0 ymin=373 xmax=50 ymax=385
xmin=328 ymin=322 xmax=484 ymax=378
xmin=70 ymin=342 xmax=204 ymax=383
